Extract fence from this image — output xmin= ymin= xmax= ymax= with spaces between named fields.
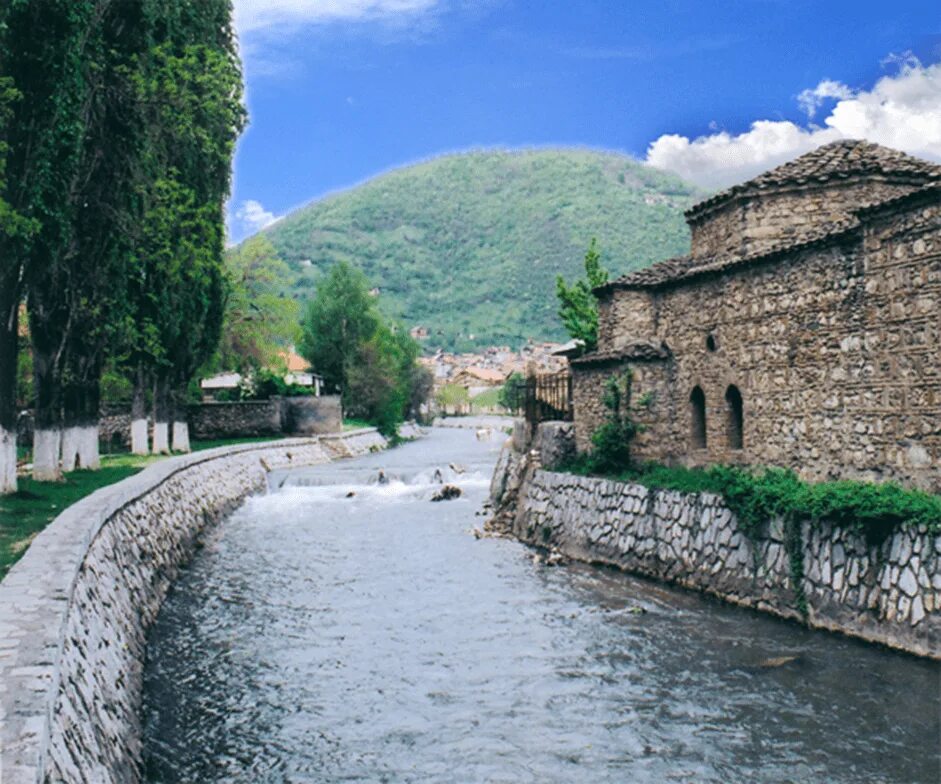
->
xmin=504 ymin=371 xmax=573 ymax=424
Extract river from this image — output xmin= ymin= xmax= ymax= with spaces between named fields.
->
xmin=142 ymin=427 xmax=940 ymax=783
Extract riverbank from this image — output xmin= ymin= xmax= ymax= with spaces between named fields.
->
xmin=0 ymin=437 xmax=299 ymax=581
xmin=489 ymin=421 xmax=941 ymax=659
xmin=142 ymin=427 xmax=939 ymax=783
xmin=0 ymin=427 xmax=414 ymax=784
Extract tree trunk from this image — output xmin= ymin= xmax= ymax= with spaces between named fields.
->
xmin=131 ymin=364 xmax=149 ymax=455
xmin=152 ymin=373 xmax=170 ymax=454
xmin=32 ymin=346 xmax=62 ymax=481
xmin=61 ymin=380 xmax=82 ymax=472
xmin=77 ymin=377 xmax=100 ymax=470
xmin=0 ymin=291 xmax=18 ymax=494
xmin=61 ymin=355 xmax=101 ymax=471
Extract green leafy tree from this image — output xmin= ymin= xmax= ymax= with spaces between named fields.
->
xmin=1 ymin=0 xmax=98 ymax=482
xmin=300 ymin=261 xmax=429 ymax=434
xmin=299 ymin=261 xmax=380 ymax=393
xmin=127 ymin=2 xmax=246 ymax=452
xmin=498 ymin=371 xmax=526 ymax=411
xmin=555 ymin=238 xmax=609 ymax=352
xmin=217 ymin=236 xmax=300 ymax=372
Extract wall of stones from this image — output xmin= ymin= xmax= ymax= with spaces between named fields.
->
xmin=186 ymin=400 xmax=282 ymax=440
xmin=0 ymin=428 xmax=394 ymax=784
xmin=581 ymin=193 xmax=941 ymax=492
xmin=571 ymin=360 xmax=674 ymax=454
xmin=598 ymin=288 xmax=657 ymax=348
xmin=490 ymin=440 xmax=940 ymax=659
xmin=280 ymin=395 xmax=342 ymax=436
xmin=688 ymin=180 xmax=917 ymax=259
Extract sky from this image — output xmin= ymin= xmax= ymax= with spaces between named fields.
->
xmin=228 ymin=0 xmax=941 ymax=241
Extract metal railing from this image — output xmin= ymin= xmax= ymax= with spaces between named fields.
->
xmin=504 ymin=371 xmax=573 ymax=424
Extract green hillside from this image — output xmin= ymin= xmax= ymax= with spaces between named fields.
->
xmin=260 ymin=148 xmax=703 ymax=351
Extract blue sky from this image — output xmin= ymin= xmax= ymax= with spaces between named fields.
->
xmin=228 ymin=0 xmax=941 ymax=240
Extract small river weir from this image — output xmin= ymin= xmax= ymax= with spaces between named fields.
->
xmin=143 ymin=428 xmax=940 ymax=783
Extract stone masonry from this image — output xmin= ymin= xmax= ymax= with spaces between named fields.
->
xmin=490 ymin=425 xmax=941 ymax=659
xmin=0 ymin=426 xmax=413 ymax=784
xmin=574 ymin=141 xmax=941 ymax=492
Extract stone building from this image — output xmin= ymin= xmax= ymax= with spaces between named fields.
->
xmin=571 ymin=140 xmax=941 ymax=492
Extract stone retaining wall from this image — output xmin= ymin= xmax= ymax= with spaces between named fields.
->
xmin=0 ymin=427 xmax=402 ymax=784
xmin=490 ymin=429 xmax=941 ymax=659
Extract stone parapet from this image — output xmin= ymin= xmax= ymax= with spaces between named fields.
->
xmin=0 ymin=428 xmax=390 ymax=784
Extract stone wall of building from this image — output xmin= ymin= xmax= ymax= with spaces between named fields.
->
xmin=688 ymin=180 xmax=919 ymax=259
xmin=0 ymin=428 xmax=399 ymax=784
xmin=582 ymin=193 xmax=941 ymax=492
xmin=571 ymin=359 xmax=674 ymax=454
xmin=598 ymin=288 xmax=657 ymax=348
xmin=489 ymin=429 xmax=940 ymax=659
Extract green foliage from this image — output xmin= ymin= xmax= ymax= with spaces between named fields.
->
xmin=562 ymin=459 xmax=941 ymax=545
xmin=251 ymin=149 xmax=701 ymax=350
xmin=436 ymin=383 xmax=470 ymax=408
xmin=299 ymin=261 xmax=380 ymax=392
xmin=299 ymin=261 xmax=428 ymax=434
xmin=588 ymin=372 xmax=637 ymax=472
xmin=217 ymin=236 xmax=300 ymax=372
xmin=497 ymin=372 xmax=526 ymax=411
xmin=556 ymin=238 xmax=609 ymax=351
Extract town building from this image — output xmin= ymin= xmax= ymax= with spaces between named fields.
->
xmin=571 ymin=140 xmax=941 ymax=491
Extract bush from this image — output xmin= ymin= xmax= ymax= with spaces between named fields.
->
xmin=588 ymin=372 xmax=637 ymax=472
xmin=558 ymin=458 xmax=941 ymax=544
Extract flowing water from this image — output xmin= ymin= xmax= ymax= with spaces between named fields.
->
xmin=143 ymin=428 xmax=940 ymax=783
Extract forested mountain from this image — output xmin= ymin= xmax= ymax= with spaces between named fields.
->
xmin=259 ymin=148 xmax=704 ymax=351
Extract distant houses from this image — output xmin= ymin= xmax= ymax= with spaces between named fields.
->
xmin=200 ymin=348 xmax=324 ymax=401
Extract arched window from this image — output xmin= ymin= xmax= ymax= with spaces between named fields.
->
xmin=690 ymin=386 xmax=707 ymax=449
xmin=726 ymin=385 xmax=744 ymax=450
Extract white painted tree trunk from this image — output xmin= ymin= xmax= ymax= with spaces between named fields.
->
xmin=33 ymin=428 xmax=62 ymax=481
xmin=152 ymin=422 xmax=170 ymax=454
xmin=61 ymin=427 xmax=81 ymax=473
xmin=78 ymin=426 xmax=100 ymax=469
xmin=172 ymin=421 xmax=191 ymax=453
xmin=131 ymin=418 xmax=149 ymax=455
xmin=0 ymin=425 xmax=16 ymax=494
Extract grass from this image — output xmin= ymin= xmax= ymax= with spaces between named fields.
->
xmin=343 ymin=418 xmax=373 ymax=431
xmin=0 ymin=434 xmax=302 ymax=582
xmin=0 ymin=454 xmax=158 ymax=580
xmin=470 ymin=387 xmax=502 ymax=410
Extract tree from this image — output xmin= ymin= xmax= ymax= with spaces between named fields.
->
xmin=299 ymin=261 xmax=380 ymax=393
xmin=498 ymin=371 xmax=526 ymax=412
xmin=216 ymin=236 xmax=300 ymax=372
xmin=0 ymin=65 xmax=36 ymax=492
xmin=127 ymin=3 xmax=245 ymax=454
xmin=299 ymin=261 xmax=430 ymax=434
xmin=555 ymin=238 xmax=609 ymax=353
xmin=1 ymin=0 xmax=96 ymax=483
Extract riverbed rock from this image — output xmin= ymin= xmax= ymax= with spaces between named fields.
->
xmin=432 ymin=484 xmax=463 ymax=502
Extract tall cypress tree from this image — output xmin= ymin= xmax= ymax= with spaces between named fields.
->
xmin=0 ymin=4 xmax=38 ymax=494
xmin=131 ymin=0 xmax=245 ymax=453
xmin=58 ymin=0 xmax=151 ymax=471
xmin=1 ymin=1 xmax=94 ymax=483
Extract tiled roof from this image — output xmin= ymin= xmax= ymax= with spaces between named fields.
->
xmin=686 ymin=140 xmax=941 ymax=220
xmin=600 ymin=218 xmax=860 ymax=293
xmin=570 ymin=341 xmax=671 ymax=367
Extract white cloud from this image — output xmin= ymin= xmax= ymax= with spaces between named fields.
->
xmin=797 ymin=79 xmax=854 ymax=119
xmin=234 ymin=0 xmax=439 ymax=34
xmin=646 ymin=57 xmax=941 ymax=189
xmin=235 ymin=200 xmax=281 ymax=234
